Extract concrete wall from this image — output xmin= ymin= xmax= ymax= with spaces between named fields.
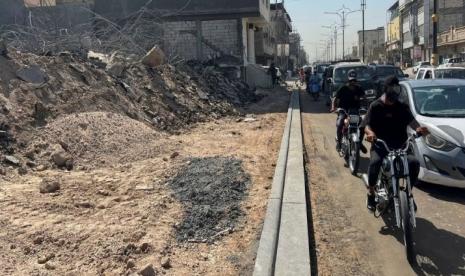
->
xmin=0 ymin=0 xmax=26 ymax=25
xmin=163 ymin=19 xmax=241 ymax=62
xmin=94 ymin=0 xmax=264 ymax=21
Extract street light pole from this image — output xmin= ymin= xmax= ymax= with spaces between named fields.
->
xmin=325 ymin=6 xmax=360 ymax=60
xmin=361 ymin=0 xmax=366 ymax=63
xmin=432 ymin=0 xmax=438 ymax=66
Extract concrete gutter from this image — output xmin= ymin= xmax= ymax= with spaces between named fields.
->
xmin=253 ymin=91 xmax=311 ymax=276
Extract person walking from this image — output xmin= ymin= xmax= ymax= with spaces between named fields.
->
xmin=268 ymin=63 xmax=278 ymax=88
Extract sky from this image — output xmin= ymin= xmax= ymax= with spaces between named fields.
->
xmin=284 ymin=0 xmax=395 ymax=62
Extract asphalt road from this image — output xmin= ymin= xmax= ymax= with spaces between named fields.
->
xmin=300 ymin=89 xmax=465 ymax=276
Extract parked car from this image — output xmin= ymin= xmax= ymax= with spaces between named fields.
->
xmin=413 ymin=61 xmax=431 ymax=74
xmin=400 ymin=79 xmax=465 ymax=188
xmin=372 ymin=65 xmax=409 ymax=97
xmin=415 ymin=67 xmax=465 ymax=80
xmin=441 ymin=57 xmax=464 ymax=67
xmin=328 ymin=63 xmax=376 ymax=105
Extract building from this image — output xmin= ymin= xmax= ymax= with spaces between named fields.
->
xmin=437 ymin=0 xmax=465 ymax=61
xmin=386 ymin=1 xmax=401 ymax=65
xmin=396 ymin=0 xmax=465 ymax=65
xmin=255 ymin=3 xmax=292 ymax=69
xmin=1 ymin=0 xmax=27 ymax=25
xmin=94 ymin=0 xmax=270 ymax=67
xmin=358 ymin=27 xmax=385 ymax=63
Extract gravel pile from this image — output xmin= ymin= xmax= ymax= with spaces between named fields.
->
xmin=167 ymin=157 xmax=250 ymax=242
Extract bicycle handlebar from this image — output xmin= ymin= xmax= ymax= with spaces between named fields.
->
xmin=374 ymin=133 xmax=421 ymax=153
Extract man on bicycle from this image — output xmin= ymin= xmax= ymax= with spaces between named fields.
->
xmin=331 ymin=69 xmax=367 ymax=153
xmin=364 ymin=76 xmax=428 ymax=211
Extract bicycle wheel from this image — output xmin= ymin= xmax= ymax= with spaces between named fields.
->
xmin=400 ymin=190 xmax=415 ymax=264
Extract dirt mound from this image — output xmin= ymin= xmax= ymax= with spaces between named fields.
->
xmin=0 ymin=51 xmax=260 ymax=174
xmin=30 ymin=112 xmax=164 ymax=168
xmin=167 ymin=157 xmax=250 ymax=242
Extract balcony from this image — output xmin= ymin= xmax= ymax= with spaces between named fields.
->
xmin=438 ymin=26 xmax=465 ymax=46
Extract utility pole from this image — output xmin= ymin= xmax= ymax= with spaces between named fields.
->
xmin=325 ymin=6 xmax=360 ymax=60
xmin=361 ymin=0 xmax=366 ymax=63
xmin=432 ymin=0 xmax=438 ymax=66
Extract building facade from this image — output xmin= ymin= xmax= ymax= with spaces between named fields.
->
xmin=94 ymin=0 xmax=270 ymax=66
xmin=387 ymin=1 xmax=401 ymax=65
xmin=358 ymin=27 xmax=385 ymax=63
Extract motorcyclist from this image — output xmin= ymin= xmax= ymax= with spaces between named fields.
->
xmin=308 ymin=71 xmax=320 ymax=93
xmin=331 ymin=69 xmax=367 ymax=153
xmin=364 ymin=76 xmax=429 ymax=211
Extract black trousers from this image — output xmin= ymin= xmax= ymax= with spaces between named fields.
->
xmin=368 ymin=145 xmax=420 ymax=187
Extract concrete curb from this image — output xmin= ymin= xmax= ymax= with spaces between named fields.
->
xmin=275 ymin=91 xmax=311 ymax=276
xmin=253 ymin=91 xmax=311 ymax=276
xmin=253 ymin=92 xmax=294 ymax=276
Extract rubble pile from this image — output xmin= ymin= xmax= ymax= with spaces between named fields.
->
xmin=0 ymin=49 xmax=259 ymax=175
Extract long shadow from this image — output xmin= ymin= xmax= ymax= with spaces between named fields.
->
xmin=242 ymin=85 xmax=292 ymax=115
xmin=416 ymin=181 xmax=465 ymax=206
xmin=378 ymin=210 xmax=465 ymax=275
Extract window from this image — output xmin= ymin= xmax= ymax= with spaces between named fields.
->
xmin=417 ymin=69 xmax=426 ymax=80
xmin=424 ymin=70 xmax=432 ymax=79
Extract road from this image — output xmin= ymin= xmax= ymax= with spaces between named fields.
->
xmin=299 ymin=89 xmax=465 ymax=276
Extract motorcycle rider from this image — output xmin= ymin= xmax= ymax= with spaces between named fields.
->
xmin=364 ymin=76 xmax=429 ymax=211
xmin=308 ymin=71 xmax=320 ymax=94
xmin=331 ymin=69 xmax=367 ymax=153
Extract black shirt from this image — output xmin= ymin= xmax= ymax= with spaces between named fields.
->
xmin=365 ymin=99 xmax=415 ymax=149
xmin=335 ymin=83 xmax=365 ymax=110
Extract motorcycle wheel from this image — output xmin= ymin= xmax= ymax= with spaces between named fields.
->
xmin=400 ymin=190 xmax=415 ymax=264
xmin=349 ymin=140 xmax=360 ymax=176
xmin=313 ymin=93 xmax=319 ymax=101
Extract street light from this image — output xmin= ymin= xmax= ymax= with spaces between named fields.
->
xmin=361 ymin=0 xmax=366 ymax=63
xmin=325 ymin=5 xmax=360 ymax=59
xmin=323 ymin=24 xmax=338 ymax=60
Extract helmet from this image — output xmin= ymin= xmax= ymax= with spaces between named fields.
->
xmin=347 ymin=69 xmax=357 ymax=81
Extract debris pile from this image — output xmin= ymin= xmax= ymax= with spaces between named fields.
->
xmin=167 ymin=157 xmax=250 ymax=243
xmin=0 ymin=49 xmax=259 ymax=175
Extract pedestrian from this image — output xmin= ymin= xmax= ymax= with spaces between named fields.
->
xmin=268 ymin=63 xmax=278 ymax=88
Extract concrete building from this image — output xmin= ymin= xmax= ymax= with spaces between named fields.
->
xmin=255 ymin=3 xmax=292 ymax=69
xmin=437 ymin=0 xmax=465 ymax=61
xmin=94 ymin=0 xmax=270 ymax=66
xmin=386 ymin=1 xmax=401 ymax=65
xmin=358 ymin=27 xmax=385 ymax=63
xmin=1 ymin=0 xmax=27 ymax=25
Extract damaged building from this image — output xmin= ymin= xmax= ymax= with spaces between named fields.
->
xmin=94 ymin=0 xmax=270 ymax=67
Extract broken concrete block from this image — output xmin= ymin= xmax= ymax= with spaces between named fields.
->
xmin=107 ymin=62 xmax=125 ymax=78
xmin=141 ymin=46 xmax=166 ymax=68
xmin=16 ymin=65 xmax=47 ymax=84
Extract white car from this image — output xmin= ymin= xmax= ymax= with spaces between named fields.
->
xmin=413 ymin=61 xmax=431 ymax=74
xmin=400 ymin=79 xmax=465 ymax=188
xmin=416 ymin=67 xmax=465 ymax=80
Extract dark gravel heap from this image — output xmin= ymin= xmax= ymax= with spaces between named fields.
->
xmin=167 ymin=157 xmax=250 ymax=242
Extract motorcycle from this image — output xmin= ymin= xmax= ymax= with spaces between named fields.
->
xmin=369 ymin=134 xmax=420 ymax=264
xmin=337 ymin=108 xmax=366 ymax=175
xmin=308 ymin=77 xmax=321 ymax=101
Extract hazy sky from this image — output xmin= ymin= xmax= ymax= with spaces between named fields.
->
xmin=284 ymin=0 xmax=395 ymax=61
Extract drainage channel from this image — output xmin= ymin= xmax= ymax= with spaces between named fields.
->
xmin=253 ymin=90 xmax=311 ymax=276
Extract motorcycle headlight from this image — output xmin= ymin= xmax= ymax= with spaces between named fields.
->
xmin=424 ymin=134 xmax=457 ymax=152
xmin=365 ymin=89 xmax=375 ymax=96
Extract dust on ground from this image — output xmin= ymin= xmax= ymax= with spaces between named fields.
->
xmin=0 ymin=86 xmax=290 ymax=275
